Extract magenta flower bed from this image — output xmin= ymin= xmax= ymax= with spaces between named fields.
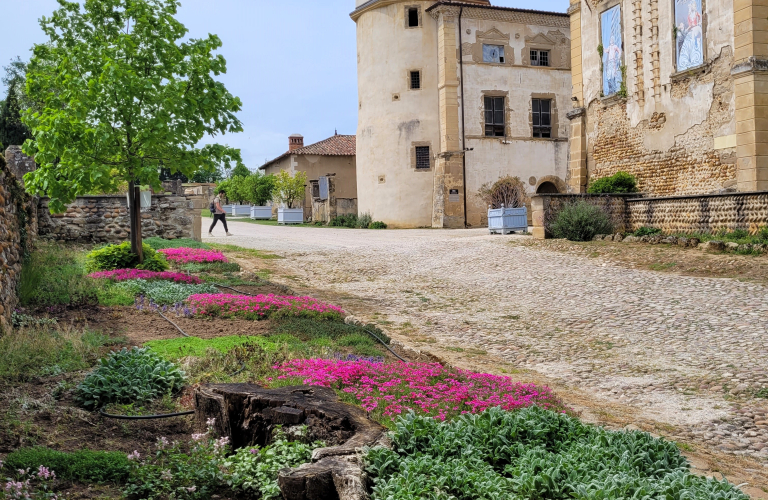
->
xmin=88 ymin=269 xmax=203 ymax=284
xmin=158 ymin=248 xmax=228 ymax=264
xmin=274 ymin=359 xmax=565 ymax=423
xmin=187 ymin=294 xmax=345 ymax=320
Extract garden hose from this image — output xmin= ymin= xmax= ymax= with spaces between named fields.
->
xmin=158 ymin=311 xmax=191 ymax=337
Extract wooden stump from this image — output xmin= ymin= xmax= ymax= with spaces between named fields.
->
xmin=194 ymin=384 xmax=388 ymax=500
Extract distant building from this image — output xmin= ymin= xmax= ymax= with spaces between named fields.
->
xmin=260 ymin=133 xmax=357 ymax=220
xmin=352 ymin=0 xmax=572 ymax=228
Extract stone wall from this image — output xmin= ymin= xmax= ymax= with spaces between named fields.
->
xmin=38 ymin=195 xmax=198 ymax=243
xmin=532 ymin=191 xmax=768 ymax=238
xmin=0 ymin=154 xmax=37 ymax=334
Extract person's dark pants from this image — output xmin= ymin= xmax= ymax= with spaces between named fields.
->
xmin=209 ymin=213 xmax=228 ymax=233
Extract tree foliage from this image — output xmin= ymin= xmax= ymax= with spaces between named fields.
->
xmin=221 ymin=172 xmax=275 ymax=205
xmin=21 ymin=0 xmax=244 ymax=214
xmin=272 ymin=170 xmax=307 ymax=209
xmin=0 ymin=83 xmax=32 ymax=149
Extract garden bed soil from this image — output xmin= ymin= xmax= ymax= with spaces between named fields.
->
xmin=518 ymin=238 xmax=768 ymax=284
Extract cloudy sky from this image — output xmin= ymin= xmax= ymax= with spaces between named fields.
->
xmin=1 ymin=0 xmax=569 ymax=170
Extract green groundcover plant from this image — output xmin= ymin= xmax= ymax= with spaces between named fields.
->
xmin=85 ymin=242 xmax=169 ymax=273
xmin=224 ymin=427 xmax=324 ymax=499
xmin=365 ymin=406 xmax=748 ymax=500
xmin=587 ymin=171 xmax=639 ymax=194
xmin=144 ymin=237 xmax=210 ymax=250
xmin=77 ymin=347 xmax=186 ymax=409
xmin=112 ymin=279 xmax=220 ymax=305
xmin=3 ymin=447 xmax=131 ymax=484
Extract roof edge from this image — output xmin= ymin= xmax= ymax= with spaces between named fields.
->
xmin=425 ymin=1 xmax=569 ymax=18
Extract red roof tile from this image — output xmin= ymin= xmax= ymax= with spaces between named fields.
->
xmin=260 ymin=135 xmax=356 ymax=170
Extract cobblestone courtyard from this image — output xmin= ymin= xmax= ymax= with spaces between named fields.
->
xmin=217 ymin=222 xmax=768 ymax=465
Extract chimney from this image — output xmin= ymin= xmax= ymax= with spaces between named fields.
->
xmin=289 ymin=134 xmax=304 ymax=151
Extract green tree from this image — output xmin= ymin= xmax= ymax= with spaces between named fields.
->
xmin=230 ymin=163 xmax=251 ymax=178
xmin=0 ymin=83 xmax=32 ymax=148
xmin=272 ymin=170 xmax=307 ymax=209
xmin=22 ymin=0 xmax=244 ymax=260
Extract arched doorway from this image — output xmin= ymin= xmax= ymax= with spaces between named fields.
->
xmin=536 ymin=181 xmax=560 ymax=194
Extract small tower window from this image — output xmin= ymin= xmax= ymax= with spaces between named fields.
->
xmin=407 ymin=7 xmax=420 ymax=28
xmin=409 ymin=70 xmax=421 ymax=90
xmin=415 ymin=146 xmax=431 ymax=169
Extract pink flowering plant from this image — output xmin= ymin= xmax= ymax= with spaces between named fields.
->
xmin=187 ymin=294 xmax=345 ymax=321
xmin=1 ymin=464 xmax=61 ymax=500
xmin=273 ymin=359 xmax=565 ymax=425
xmin=158 ymin=248 xmax=228 ymax=264
xmin=88 ymin=269 xmax=203 ymax=284
xmin=124 ymin=419 xmax=228 ymax=500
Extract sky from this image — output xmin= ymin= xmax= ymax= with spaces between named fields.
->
xmin=0 ymin=0 xmax=569 ymax=170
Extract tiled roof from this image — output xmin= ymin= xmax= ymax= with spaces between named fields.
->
xmin=260 ymin=135 xmax=356 ymax=170
xmin=426 ymin=1 xmax=568 ymax=17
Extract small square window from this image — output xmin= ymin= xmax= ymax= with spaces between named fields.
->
xmin=410 ymin=71 xmax=421 ymax=90
xmin=407 ymin=7 xmax=420 ymax=27
xmin=530 ymin=49 xmax=549 ymax=67
xmin=483 ymin=44 xmax=505 ymax=64
xmin=415 ymin=146 xmax=431 ymax=169
xmin=532 ymin=98 xmax=552 ymax=138
xmin=484 ymin=96 xmax=505 ymax=137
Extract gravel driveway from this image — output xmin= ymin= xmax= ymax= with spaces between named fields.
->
xmin=212 ymin=222 xmax=768 ymax=460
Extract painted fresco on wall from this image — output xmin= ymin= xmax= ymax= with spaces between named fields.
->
xmin=675 ymin=0 xmax=703 ymax=71
xmin=601 ymin=5 xmax=623 ymax=96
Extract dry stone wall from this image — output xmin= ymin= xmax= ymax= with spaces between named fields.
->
xmin=37 ymin=195 xmax=196 ymax=243
xmin=0 ymin=154 xmax=36 ymax=334
xmin=533 ymin=191 xmax=768 ymax=237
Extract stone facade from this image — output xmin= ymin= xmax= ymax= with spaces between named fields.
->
xmin=532 ymin=191 xmax=768 ymax=237
xmin=0 ymin=154 xmax=37 ymax=334
xmin=4 ymin=146 xmax=37 ymax=188
xmin=352 ymin=0 xmax=572 ymax=228
xmin=568 ymin=0 xmax=768 ymax=195
xmin=37 ymin=195 xmax=197 ymax=244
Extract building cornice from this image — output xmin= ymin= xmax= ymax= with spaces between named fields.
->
xmin=567 ymin=2 xmax=581 ymax=14
xmin=350 ymin=0 xmax=405 ymax=22
xmin=731 ymin=57 xmax=768 ymax=79
xmin=427 ymin=2 xmax=569 ymax=27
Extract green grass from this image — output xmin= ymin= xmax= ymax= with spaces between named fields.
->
xmin=672 ymin=227 xmax=768 ymax=246
xmin=145 ymin=335 xmax=275 ymax=360
xmin=178 ymin=262 xmax=242 ymax=274
xmin=3 ymin=447 xmax=131 ymax=484
xmin=0 ymin=326 xmax=118 ymax=382
xmin=19 ymin=243 xmax=100 ymax=307
xmin=143 ymin=237 xmax=210 ymax=250
xmin=206 ymin=243 xmax=283 ymax=259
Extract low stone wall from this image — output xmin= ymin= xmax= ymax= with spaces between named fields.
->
xmin=532 ymin=191 xmax=768 ymax=238
xmin=626 ymin=192 xmax=768 ymax=234
xmin=0 ymin=154 xmax=37 ymax=334
xmin=38 ymin=194 xmax=199 ymax=243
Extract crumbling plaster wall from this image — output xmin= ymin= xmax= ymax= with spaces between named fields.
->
xmin=459 ymin=16 xmax=571 ymax=226
xmin=355 ymin=0 xmax=441 ymax=228
xmin=579 ymin=0 xmax=736 ymax=195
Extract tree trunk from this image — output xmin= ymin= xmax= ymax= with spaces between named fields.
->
xmin=194 ymin=384 xmax=388 ymax=500
xmin=128 ymin=182 xmax=144 ymax=262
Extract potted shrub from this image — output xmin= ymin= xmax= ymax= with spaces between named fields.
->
xmin=478 ymin=176 xmax=529 ymax=234
xmin=248 ymin=173 xmax=276 ymax=220
xmin=272 ymin=170 xmax=307 ymax=224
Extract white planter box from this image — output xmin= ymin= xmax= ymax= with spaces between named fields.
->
xmin=127 ymin=191 xmax=152 ymax=209
xmin=278 ymin=207 xmax=304 ymax=224
xmin=488 ymin=205 xmax=527 ymax=235
xmin=250 ymin=206 xmax=273 ymax=220
xmin=221 ymin=204 xmax=233 ymax=215
xmin=231 ymin=204 xmax=251 ymax=217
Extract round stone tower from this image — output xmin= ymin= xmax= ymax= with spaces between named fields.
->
xmin=351 ymin=0 xmax=441 ymax=228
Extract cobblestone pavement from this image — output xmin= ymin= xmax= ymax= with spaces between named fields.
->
xmin=215 ymin=222 xmax=768 ymax=460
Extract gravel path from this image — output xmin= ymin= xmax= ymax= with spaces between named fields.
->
xmin=212 ymin=222 xmax=768 ymax=459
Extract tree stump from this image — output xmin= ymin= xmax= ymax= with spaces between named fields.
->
xmin=194 ymin=384 xmax=388 ymax=500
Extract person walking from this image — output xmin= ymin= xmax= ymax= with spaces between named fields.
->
xmin=209 ymin=189 xmax=232 ymax=237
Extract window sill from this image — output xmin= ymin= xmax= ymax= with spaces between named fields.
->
xmin=599 ymin=93 xmax=627 ymax=107
xmin=670 ymin=62 xmax=710 ymax=82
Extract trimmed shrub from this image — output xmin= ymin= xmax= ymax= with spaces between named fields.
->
xmin=77 ymin=347 xmax=186 ymax=408
xmin=587 ymin=171 xmax=639 ymax=194
xmin=329 ymin=214 xmax=358 ymax=228
xmin=369 ymin=221 xmax=387 ymax=229
xmin=550 ymin=200 xmax=614 ymax=241
xmin=85 ymin=242 xmax=169 ymax=273
xmin=4 ymin=447 xmax=131 ymax=484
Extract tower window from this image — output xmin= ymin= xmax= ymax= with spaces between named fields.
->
xmin=415 ymin=146 xmax=431 ymax=169
xmin=530 ymin=49 xmax=549 ymax=67
xmin=532 ymin=98 xmax=552 ymax=138
xmin=407 ymin=7 xmax=420 ymax=27
xmin=484 ymin=96 xmax=505 ymax=137
xmin=410 ymin=70 xmax=421 ymax=90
